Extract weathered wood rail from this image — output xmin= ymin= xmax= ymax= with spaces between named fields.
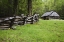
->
xmin=0 ymin=17 xmax=15 ymax=29
xmin=0 ymin=14 xmax=39 ymax=29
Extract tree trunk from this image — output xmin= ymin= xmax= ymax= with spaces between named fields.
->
xmin=27 ymin=0 xmax=32 ymax=16
xmin=13 ymin=0 xmax=18 ymax=15
xmin=8 ymin=0 xmax=13 ymax=16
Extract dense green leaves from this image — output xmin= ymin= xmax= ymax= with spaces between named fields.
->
xmin=0 ymin=0 xmax=64 ymax=19
xmin=19 ymin=0 xmax=28 ymax=15
xmin=32 ymin=0 xmax=64 ymax=19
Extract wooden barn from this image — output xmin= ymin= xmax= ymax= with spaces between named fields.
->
xmin=41 ymin=11 xmax=60 ymax=20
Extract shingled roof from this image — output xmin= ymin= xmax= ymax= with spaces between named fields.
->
xmin=41 ymin=11 xmax=59 ymax=17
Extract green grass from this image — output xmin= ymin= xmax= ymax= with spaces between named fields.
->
xmin=0 ymin=19 xmax=64 ymax=42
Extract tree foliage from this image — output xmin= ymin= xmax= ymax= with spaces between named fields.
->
xmin=0 ymin=0 xmax=64 ymax=19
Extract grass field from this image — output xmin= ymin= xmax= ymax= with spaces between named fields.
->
xmin=0 ymin=19 xmax=64 ymax=42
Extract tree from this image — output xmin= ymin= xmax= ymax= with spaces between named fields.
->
xmin=19 ymin=0 xmax=27 ymax=15
xmin=0 ymin=0 xmax=64 ymax=19
xmin=8 ymin=0 xmax=13 ymax=16
xmin=27 ymin=0 xmax=32 ymax=16
xmin=13 ymin=0 xmax=18 ymax=15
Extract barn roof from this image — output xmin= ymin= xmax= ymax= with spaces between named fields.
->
xmin=41 ymin=11 xmax=59 ymax=17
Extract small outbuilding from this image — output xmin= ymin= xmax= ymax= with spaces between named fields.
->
xmin=41 ymin=11 xmax=60 ymax=20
